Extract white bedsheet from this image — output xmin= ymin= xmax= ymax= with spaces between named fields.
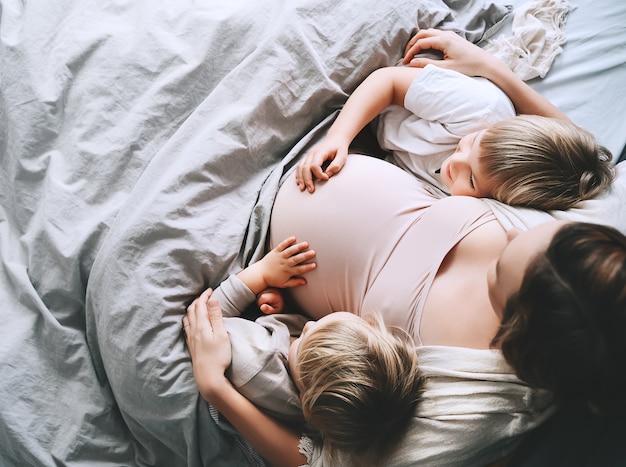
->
xmin=504 ymin=0 xmax=626 ymax=160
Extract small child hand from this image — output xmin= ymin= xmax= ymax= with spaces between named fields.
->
xmin=239 ymin=236 xmax=316 ymax=295
xmin=260 ymin=236 xmax=317 ymax=289
xmin=295 ymin=137 xmax=349 ymax=193
xmin=236 ymin=237 xmax=316 ymax=296
xmin=257 ymin=287 xmax=285 ymax=314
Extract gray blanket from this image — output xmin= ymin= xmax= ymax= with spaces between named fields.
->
xmin=0 ymin=1 xmax=511 ymax=465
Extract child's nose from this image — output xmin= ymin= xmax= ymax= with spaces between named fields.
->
xmin=449 ymin=154 xmax=467 ymax=174
xmin=453 ymin=149 xmax=469 ymax=162
xmin=454 ymin=151 xmax=467 ymax=163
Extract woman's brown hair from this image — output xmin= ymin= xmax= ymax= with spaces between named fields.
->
xmin=492 ymin=222 xmax=626 ymax=414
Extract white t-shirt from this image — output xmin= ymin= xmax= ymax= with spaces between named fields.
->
xmin=377 ymin=64 xmax=515 ymax=194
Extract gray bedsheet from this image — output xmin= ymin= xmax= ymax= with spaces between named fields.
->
xmin=0 ymin=1 xmax=512 ymax=465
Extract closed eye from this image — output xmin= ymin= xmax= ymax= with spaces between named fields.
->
xmin=469 ymin=173 xmax=475 ymax=189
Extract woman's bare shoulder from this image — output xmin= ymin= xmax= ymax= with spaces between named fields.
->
xmin=456 ymin=215 xmax=508 ymax=263
xmin=433 ymin=195 xmax=508 ymax=257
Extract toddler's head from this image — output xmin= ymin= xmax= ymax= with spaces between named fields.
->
xmin=440 ymin=115 xmax=614 ymax=210
xmin=479 ymin=115 xmax=614 ymax=210
xmin=288 ymin=312 xmax=423 ymax=460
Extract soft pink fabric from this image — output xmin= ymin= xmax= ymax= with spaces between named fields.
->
xmin=270 ymin=155 xmax=495 ymax=344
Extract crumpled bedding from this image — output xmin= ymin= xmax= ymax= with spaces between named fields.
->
xmin=502 ymin=0 xmax=626 ymax=159
xmin=0 ymin=0 xmax=516 ymax=465
xmin=484 ymin=0 xmax=571 ymax=80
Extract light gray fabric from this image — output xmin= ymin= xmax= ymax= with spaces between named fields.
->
xmin=211 ymin=274 xmax=258 ymax=318
xmin=0 ymin=1 xmax=512 ymax=465
xmin=224 ymin=314 xmax=307 ymax=423
xmin=212 ymin=275 xmax=306 ymax=422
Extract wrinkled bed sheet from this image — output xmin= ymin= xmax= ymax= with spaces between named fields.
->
xmin=502 ymin=0 xmax=626 ymax=160
xmin=0 ymin=0 xmax=518 ymax=465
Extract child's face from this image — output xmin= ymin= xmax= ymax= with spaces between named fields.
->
xmin=288 ymin=312 xmax=362 ymax=393
xmin=440 ymin=130 xmax=495 ymax=198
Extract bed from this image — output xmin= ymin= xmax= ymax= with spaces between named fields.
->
xmin=1 ymin=0 xmax=624 ymax=466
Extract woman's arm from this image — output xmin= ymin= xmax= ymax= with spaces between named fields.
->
xmin=403 ymin=29 xmax=570 ymax=122
xmin=296 ymin=66 xmax=421 ymax=193
xmin=184 ymin=289 xmax=306 ymax=467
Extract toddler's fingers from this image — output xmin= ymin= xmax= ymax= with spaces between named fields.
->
xmin=275 ymin=236 xmax=297 ymax=252
xmin=296 ymin=260 xmax=316 ymax=274
xmin=291 ymin=248 xmax=316 ymax=264
xmin=260 ymin=303 xmax=280 ymax=314
xmin=280 ymin=241 xmax=311 ymax=260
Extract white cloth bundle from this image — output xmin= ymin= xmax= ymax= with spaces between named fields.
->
xmin=485 ymin=0 xmax=572 ymax=80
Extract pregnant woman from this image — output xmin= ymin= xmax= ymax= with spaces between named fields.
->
xmin=185 ymin=30 xmax=625 ymax=467
xmin=270 ymin=155 xmax=625 ymax=465
xmin=272 ymin=153 xmax=503 ymax=348
xmin=267 ymin=30 xmax=626 ymax=465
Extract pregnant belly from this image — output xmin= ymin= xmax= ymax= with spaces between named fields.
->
xmin=269 ymin=155 xmax=435 ymax=320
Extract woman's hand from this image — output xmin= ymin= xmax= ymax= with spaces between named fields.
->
xmin=184 ymin=288 xmax=232 ymax=398
xmin=185 ymin=291 xmax=306 ymax=467
xmin=403 ymin=28 xmax=498 ymax=78
xmin=295 ymin=136 xmax=350 ymax=193
xmin=237 ymin=236 xmax=316 ymax=295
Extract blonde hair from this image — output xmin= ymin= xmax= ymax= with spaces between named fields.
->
xmin=480 ymin=115 xmax=614 ymax=210
xmin=297 ymin=312 xmax=423 ymax=461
